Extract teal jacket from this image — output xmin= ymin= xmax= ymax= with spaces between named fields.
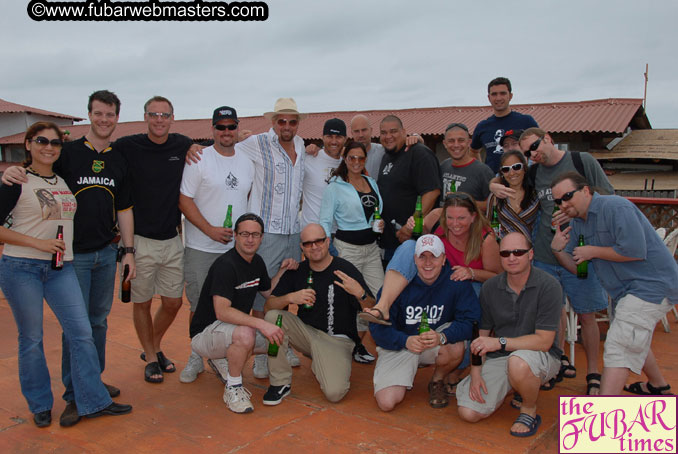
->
xmin=319 ymin=175 xmax=383 ymax=237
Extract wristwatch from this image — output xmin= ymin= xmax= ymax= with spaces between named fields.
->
xmin=499 ymin=337 xmax=507 ymax=353
xmin=123 ymin=247 xmax=136 ymax=255
xmin=359 ymin=291 xmax=368 ymax=302
xmin=439 ymin=333 xmax=447 ymax=345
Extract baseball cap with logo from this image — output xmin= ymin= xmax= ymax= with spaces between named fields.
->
xmin=415 ymin=234 xmax=445 ymax=258
xmin=323 ymin=118 xmax=347 ymax=136
xmin=212 ymin=106 xmax=239 ymax=125
xmin=499 ymin=128 xmax=524 ymax=146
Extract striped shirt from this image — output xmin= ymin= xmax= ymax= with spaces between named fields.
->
xmin=486 ymin=192 xmax=539 ymax=241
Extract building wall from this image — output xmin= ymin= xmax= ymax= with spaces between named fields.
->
xmin=0 ymin=112 xmax=73 ymax=138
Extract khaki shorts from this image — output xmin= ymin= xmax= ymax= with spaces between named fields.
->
xmin=191 ymin=319 xmax=268 ymax=359
xmin=132 ymin=234 xmax=185 ymax=302
xmin=456 ymin=350 xmax=559 ymax=415
xmin=373 ymin=346 xmax=440 ymax=393
xmin=604 ymin=295 xmax=671 ymax=374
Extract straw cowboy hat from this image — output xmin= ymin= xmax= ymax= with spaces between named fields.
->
xmin=263 ymin=98 xmax=306 ymax=120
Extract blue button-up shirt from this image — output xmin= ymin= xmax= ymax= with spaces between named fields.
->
xmin=566 ymin=193 xmax=678 ymax=304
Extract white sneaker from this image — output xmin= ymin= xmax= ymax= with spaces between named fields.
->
xmin=179 ymin=352 xmax=204 ymax=383
xmin=253 ymin=354 xmax=269 ymax=379
xmin=286 ymin=348 xmax=301 ymax=368
xmin=223 ymin=385 xmax=254 ymax=414
xmin=207 ymin=358 xmax=229 ymax=384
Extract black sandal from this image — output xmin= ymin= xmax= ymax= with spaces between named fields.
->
xmin=586 ymin=373 xmax=601 ymax=395
xmin=140 ymin=351 xmax=176 ymax=373
xmin=510 ymin=392 xmax=523 ymax=410
xmin=144 ymin=361 xmax=163 ymax=383
xmin=559 ymin=354 xmax=576 ymax=380
xmin=624 ymin=382 xmax=673 ymax=395
xmin=540 ymin=377 xmax=556 ymax=391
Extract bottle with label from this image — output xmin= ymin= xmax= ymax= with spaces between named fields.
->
xmin=490 ymin=206 xmax=501 ymax=240
xmin=418 ymin=310 xmax=430 ymax=334
xmin=471 ymin=321 xmax=482 ymax=366
xmin=551 ymin=205 xmax=560 ymax=233
xmin=372 ymin=206 xmax=383 ymax=233
xmin=223 ymin=204 xmax=233 ymax=228
xmin=121 ymin=264 xmax=131 ymax=303
xmin=302 ymin=270 xmax=314 ymax=310
xmin=576 ymin=235 xmax=588 ymax=279
xmin=51 ymin=225 xmax=64 ymax=270
xmin=267 ymin=314 xmax=283 ymax=357
xmin=412 ymin=195 xmax=423 ymax=240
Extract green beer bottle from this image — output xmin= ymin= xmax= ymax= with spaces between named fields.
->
xmin=576 ymin=234 xmax=588 ymax=279
xmin=302 ymin=270 xmax=314 ymax=310
xmin=449 ymin=180 xmax=456 ymax=194
xmin=412 ymin=195 xmax=423 ymax=240
xmin=372 ymin=206 xmax=383 ymax=233
xmin=267 ymin=314 xmax=283 ymax=357
xmin=551 ymin=205 xmax=560 ymax=233
xmin=418 ymin=310 xmax=430 ymax=334
xmin=490 ymin=206 xmax=501 ymax=240
xmin=223 ymin=204 xmax=233 ymax=228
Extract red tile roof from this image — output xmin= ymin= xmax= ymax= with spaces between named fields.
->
xmin=0 ymin=98 xmax=84 ymax=121
xmin=0 ymin=98 xmax=646 ymax=145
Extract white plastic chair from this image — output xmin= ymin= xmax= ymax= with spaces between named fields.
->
xmin=661 ymin=229 xmax=678 ymax=329
xmin=656 ymin=227 xmax=667 ymax=240
xmin=564 ymin=297 xmax=578 ymax=366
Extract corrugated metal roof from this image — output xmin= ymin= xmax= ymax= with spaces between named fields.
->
xmin=0 ymin=98 xmax=84 ymax=121
xmin=0 ymin=98 xmax=645 ymax=145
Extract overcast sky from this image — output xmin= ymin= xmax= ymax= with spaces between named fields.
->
xmin=2 ymin=0 xmax=677 ymax=128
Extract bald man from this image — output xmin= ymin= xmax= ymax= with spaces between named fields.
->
xmin=263 ymin=224 xmax=375 ymax=404
xmin=350 ymin=114 xmax=386 ymax=179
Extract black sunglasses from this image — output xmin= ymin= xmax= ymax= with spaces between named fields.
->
xmin=553 ymin=188 xmax=582 ymax=206
xmin=33 ymin=136 xmax=63 ymax=147
xmin=215 ymin=124 xmax=238 ymax=131
xmin=301 ymin=237 xmax=327 ymax=248
xmin=499 ymin=248 xmax=531 ymax=258
xmin=524 ymin=137 xmax=542 ymax=158
xmin=500 ymin=163 xmax=523 ymax=174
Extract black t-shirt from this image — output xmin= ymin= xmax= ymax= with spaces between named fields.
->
xmin=377 ymin=143 xmax=441 ymax=249
xmin=116 ymin=133 xmax=193 ymax=240
xmin=54 ymin=137 xmax=133 ymax=252
xmin=271 ymin=257 xmax=372 ymax=343
xmin=190 ymin=248 xmax=271 ymax=338
xmin=0 ymin=183 xmax=21 ymax=225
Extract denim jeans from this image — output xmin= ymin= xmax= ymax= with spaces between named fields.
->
xmin=0 ymin=256 xmax=112 ymax=415
xmin=62 ymin=243 xmax=118 ymax=402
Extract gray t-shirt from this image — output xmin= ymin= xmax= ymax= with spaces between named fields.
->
xmin=365 ymin=143 xmax=385 ymax=181
xmin=532 ymin=152 xmax=614 ymax=264
xmin=479 ymin=267 xmax=563 ymax=359
xmin=440 ymin=158 xmax=494 ymax=202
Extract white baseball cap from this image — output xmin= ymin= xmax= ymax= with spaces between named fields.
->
xmin=415 ymin=234 xmax=444 ymax=258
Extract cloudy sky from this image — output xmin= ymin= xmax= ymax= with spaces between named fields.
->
xmin=2 ymin=0 xmax=677 ymax=128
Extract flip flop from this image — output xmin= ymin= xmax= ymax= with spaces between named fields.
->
xmin=140 ymin=351 xmax=176 ymax=373
xmin=624 ymin=382 xmax=672 ymax=395
xmin=144 ymin=361 xmax=163 ymax=383
xmin=510 ymin=413 xmax=541 ymax=438
xmin=358 ymin=307 xmax=391 ymax=325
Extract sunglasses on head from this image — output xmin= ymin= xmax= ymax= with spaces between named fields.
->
xmin=301 ymin=237 xmax=326 ymax=248
xmin=524 ymin=137 xmax=542 ymax=159
xmin=214 ymin=124 xmax=238 ymax=131
xmin=499 ymin=248 xmax=531 ymax=258
xmin=500 ymin=163 xmax=523 ymax=174
xmin=276 ymin=118 xmax=298 ymax=127
xmin=32 ymin=136 xmax=63 ymax=147
xmin=553 ymin=188 xmax=582 ymax=206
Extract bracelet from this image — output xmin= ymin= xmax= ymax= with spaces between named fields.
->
xmin=551 ymin=248 xmax=563 ymax=253
xmin=468 ymin=267 xmax=475 ymax=280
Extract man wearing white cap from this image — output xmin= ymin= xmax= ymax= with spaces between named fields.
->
xmin=370 ymin=234 xmax=480 ymax=412
xmin=235 ymin=98 xmax=306 ymax=377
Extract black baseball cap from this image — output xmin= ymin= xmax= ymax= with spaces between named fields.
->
xmin=499 ymin=129 xmax=524 ymax=146
xmin=212 ymin=106 xmax=239 ymax=125
xmin=323 ymin=118 xmax=346 ymax=136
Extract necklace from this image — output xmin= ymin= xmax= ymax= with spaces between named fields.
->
xmin=27 ymin=167 xmax=58 ymax=186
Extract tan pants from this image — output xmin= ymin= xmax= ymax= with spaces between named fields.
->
xmin=265 ymin=309 xmax=354 ymax=403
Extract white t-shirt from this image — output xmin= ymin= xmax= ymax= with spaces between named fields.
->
xmin=365 ymin=142 xmax=385 ymax=181
xmin=180 ymin=146 xmax=254 ymax=253
xmin=301 ymin=149 xmax=341 ymax=228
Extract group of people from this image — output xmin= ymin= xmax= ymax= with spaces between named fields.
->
xmin=0 ymin=76 xmax=676 ymax=439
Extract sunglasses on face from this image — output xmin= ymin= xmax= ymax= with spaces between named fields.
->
xmin=346 ymin=155 xmax=366 ymax=163
xmin=499 ymin=248 xmax=531 ymax=258
xmin=276 ymin=118 xmax=298 ymax=127
xmin=524 ymin=137 xmax=542 ymax=159
xmin=500 ymin=163 xmax=524 ymax=174
xmin=146 ymin=112 xmax=172 ymax=119
xmin=32 ymin=136 xmax=63 ymax=147
xmin=237 ymin=231 xmax=262 ymax=238
xmin=214 ymin=124 xmax=238 ymax=131
xmin=553 ymin=188 xmax=582 ymax=205
xmin=301 ymin=237 xmax=326 ymax=248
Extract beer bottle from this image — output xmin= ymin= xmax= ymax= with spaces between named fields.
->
xmin=576 ymin=235 xmax=588 ymax=279
xmin=412 ymin=195 xmax=423 ymax=240
xmin=449 ymin=180 xmax=456 ymax=193
xmin=551 ymin=205 xmax=560 ymax=233
xmin=490 ymin=206 xmax=501 ymax=240
xmin=302 ymin=270 xmax=314 ymax=310
xmin=223 ymin=204 xmax=233 ymax=228
xmin=418 ymin=310 xmax=430 ymax=334
xmin=121 ymin=264 xmax=131 ymax=303
xmin=267 ymin=314 xmax=283 ymax=357
xmin=51 ymin=225 xmax=64 ymax=270
xmin=372 ymin=206 xmax=383 ymax=233
xmin=471 ymin=321 xmax=482 ymax=366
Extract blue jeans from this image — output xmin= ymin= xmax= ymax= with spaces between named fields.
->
xmin=386 ymin=240 xmax=482 ymax=296
xmin=62 ymin=243 xmax=118 ymax=402
xmin=533 ymin=260 xmax=608 ymax=314
xmin=0 ymin=256 xmax=112 ymax=415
